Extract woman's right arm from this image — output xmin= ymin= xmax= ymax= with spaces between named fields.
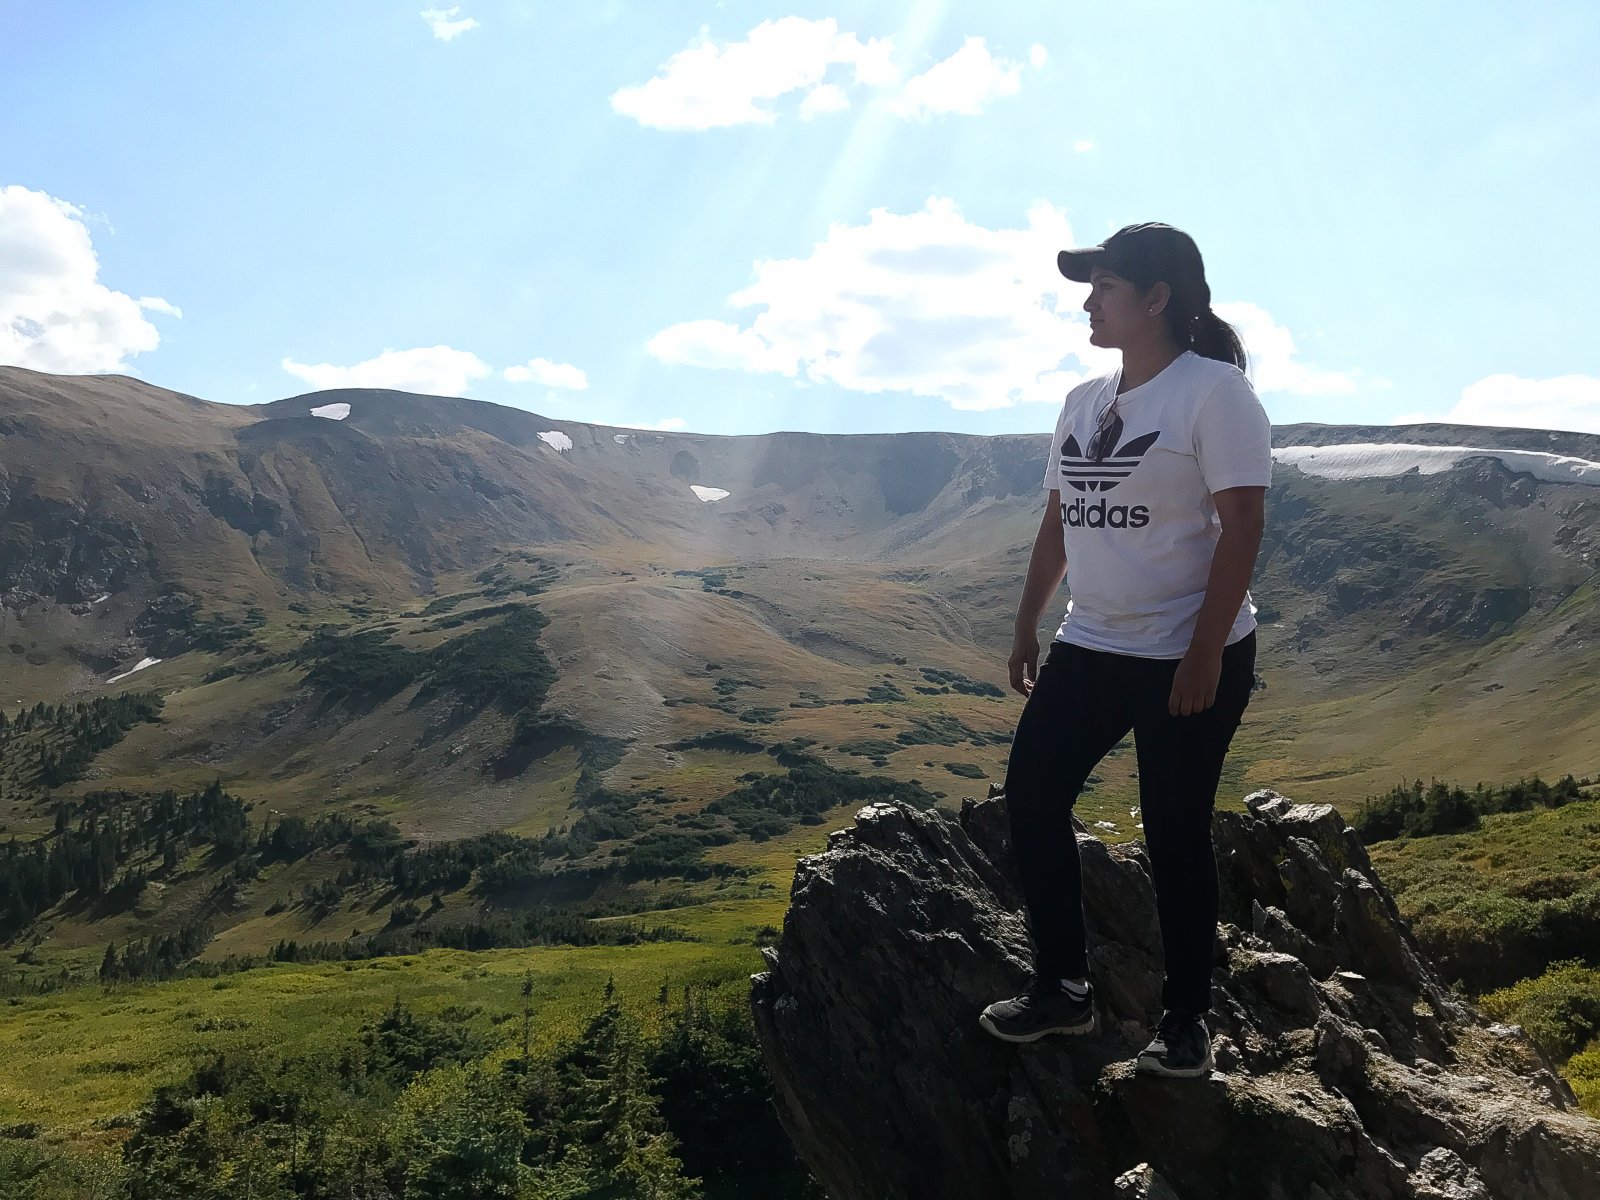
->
xmin=1008 ymin=491 xmax=1068 ymax=696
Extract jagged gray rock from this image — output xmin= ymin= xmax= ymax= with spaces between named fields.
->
xmin=1113 ymin=1163 xmax=1180 ymax=1198
xmin=749 ymin=789 xmax=1600 ymax=1200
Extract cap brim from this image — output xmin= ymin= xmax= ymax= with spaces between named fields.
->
xmin=1057 ymin=247 xmax=1107 ymax=282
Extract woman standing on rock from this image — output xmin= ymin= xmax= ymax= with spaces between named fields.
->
xmin=978 ymin=223 xmax=1271 ymax=1078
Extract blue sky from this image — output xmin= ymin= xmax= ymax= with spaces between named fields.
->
xmin=3 ymin=1 xmax=1599 ymax=436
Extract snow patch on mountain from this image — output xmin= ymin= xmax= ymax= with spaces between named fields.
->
xmin=310 ymin=402 xmax=351 ymax=421
xmin=690 ymin=485 xmax=730 ymax=503
xmin=107 ymin=657 xmax=162 ymax=684
xmin=1273 ymin=443 xmax=1600 ymax=486
xmin=537 ymin=431 xmax=573 ymax=452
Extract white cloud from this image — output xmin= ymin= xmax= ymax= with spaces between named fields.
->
xmin=1073 ymin=139 xmax=1095 ymax=153
xmin=889 ymin=37 xmax=1025 ymax=119
xmin=612 ymin=22 xmax=1047 ymax=130
xmin=646 ymin=319 xmax=798 ymax=376
xmin=624 ymin=416 xmax=689 ymax=431
xmin=611 ymin=17 xmax=896 ymax=130
xmin=421 ymin=6 xmax=477 ymax=41
xmin=281 ymin=346 xmax=492 ymax=396
xmin=648 ymin=197 xmax=1119 ymax=412
xmin=1399 ymin=374 xmax=1600 ymax=435
xmin=1214 ymin=301 xmax=1363 ymax=396
xmin=503 ymin=356 xmax=589 ymax=389
xmin=647 ymin=199 xmax=1357 ymax=413
xmin=0 ymin=184 xmax=178 ymax=374
xmin=799 ymin=83 xmax=851 ymax=120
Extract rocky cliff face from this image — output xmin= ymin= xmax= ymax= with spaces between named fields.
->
xmin=749 ymin=792 xmax=1600 ymax=1200
xmin=0 ymin=469 xmax=146 ymax=608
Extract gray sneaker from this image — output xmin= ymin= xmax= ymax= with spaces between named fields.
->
xmin=1136 ymin=1011 xmax=1213 ymax=1077
xmin=979 ymin=977 xmax=1096 ymax=1042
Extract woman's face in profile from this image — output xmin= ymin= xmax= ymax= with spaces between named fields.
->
xmin=1083 ymin=267 xmax=1154 ymax=350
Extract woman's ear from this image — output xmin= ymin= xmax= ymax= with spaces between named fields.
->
xmin=1144 ymin=282 xmax=1171 ymax=317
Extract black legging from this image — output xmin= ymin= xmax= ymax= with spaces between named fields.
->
xmin=1002 ymin=631 xmax=1256 ymax=1017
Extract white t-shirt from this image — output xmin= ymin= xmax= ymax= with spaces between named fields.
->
xmin=1040 ymin=350 xmax=1272 ymax=658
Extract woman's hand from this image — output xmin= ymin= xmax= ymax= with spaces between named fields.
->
xmin=1008 ymin=630 xmax=1041 ymax=697
xmin=1169 ymin=648 xmax=1222 ymax=716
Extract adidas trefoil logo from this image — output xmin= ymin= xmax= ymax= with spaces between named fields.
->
xmin=1059 ymin=417 xmax=1159 ymax=530
xmin=1060 ymin=421 xmax=1161 ymax=493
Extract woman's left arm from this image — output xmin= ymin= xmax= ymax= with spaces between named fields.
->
xmin=1169 ymin=487 xmax=1266 ymax=717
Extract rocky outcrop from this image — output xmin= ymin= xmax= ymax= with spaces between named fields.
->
xmin=196 ymin=471 xmax=286 ymax=538
xmin=129 ymin=589 xmax=203 ymax=658
xmin=749 ymin=791 xmax=1600 ymax=1200
xmin=0 ymin=471 xmax=145 ymax=608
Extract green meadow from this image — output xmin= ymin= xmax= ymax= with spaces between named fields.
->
xmin=0 ymin=794 xmax=818 ymax=1145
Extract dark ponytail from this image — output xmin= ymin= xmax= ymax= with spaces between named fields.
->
xmin=1163 ymin=283 xmax=1247 ymax=373
xmin=1187 ymin=308 xmax=1247 ymax=373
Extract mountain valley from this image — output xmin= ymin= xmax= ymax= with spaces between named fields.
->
xmin=1 ymin=363 xmax=1597 ymax=995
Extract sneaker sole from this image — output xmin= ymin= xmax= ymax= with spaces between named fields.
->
xmin=1134 ymin=1051 xmax=1214 ymax=1078
xmin=978 ymin=1012 xmax=1096 ymax=1042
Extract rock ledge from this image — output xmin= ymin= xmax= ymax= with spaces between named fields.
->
xmin=749 ymin=790 xmax=1599 ymax=1199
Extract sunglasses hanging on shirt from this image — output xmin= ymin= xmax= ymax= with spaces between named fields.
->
xmin=1088 ymin=398 xmax=1125 ymax=464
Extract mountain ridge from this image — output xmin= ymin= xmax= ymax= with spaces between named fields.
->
xmin=10 ymin=364 xmax=1600 ymax=455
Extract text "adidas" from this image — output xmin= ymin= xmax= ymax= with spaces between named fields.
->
xmin=1062 ymin=497 xmax=1151 ymax=529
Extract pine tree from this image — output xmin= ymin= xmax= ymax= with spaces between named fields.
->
xmin=552 ymin=977 xmax=701 ymax=1196
xmin=648 ymin=982 xmax=799 ymax=1187
xmin=606 ymin=1036 xmax=701 ymax=1200
xmin=521 ymin=970 xmax=535 ymax=1066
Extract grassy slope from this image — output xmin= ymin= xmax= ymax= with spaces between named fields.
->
xmin=1236 ymin=647 xmax=1600 ymax=805
xmin=0 ymin=939 xmax=768 ymax=1142
xmin=0 ymin=806 xmax=832 ymax=1143
xmin=1370 ymin=798 xmax=1600 ymax=960
xmin=1369 ymin=796 xmax=1600 ymax=1115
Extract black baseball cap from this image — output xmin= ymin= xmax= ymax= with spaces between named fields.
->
xmin=1057 ymin=222 xmax=1206 ymax=287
